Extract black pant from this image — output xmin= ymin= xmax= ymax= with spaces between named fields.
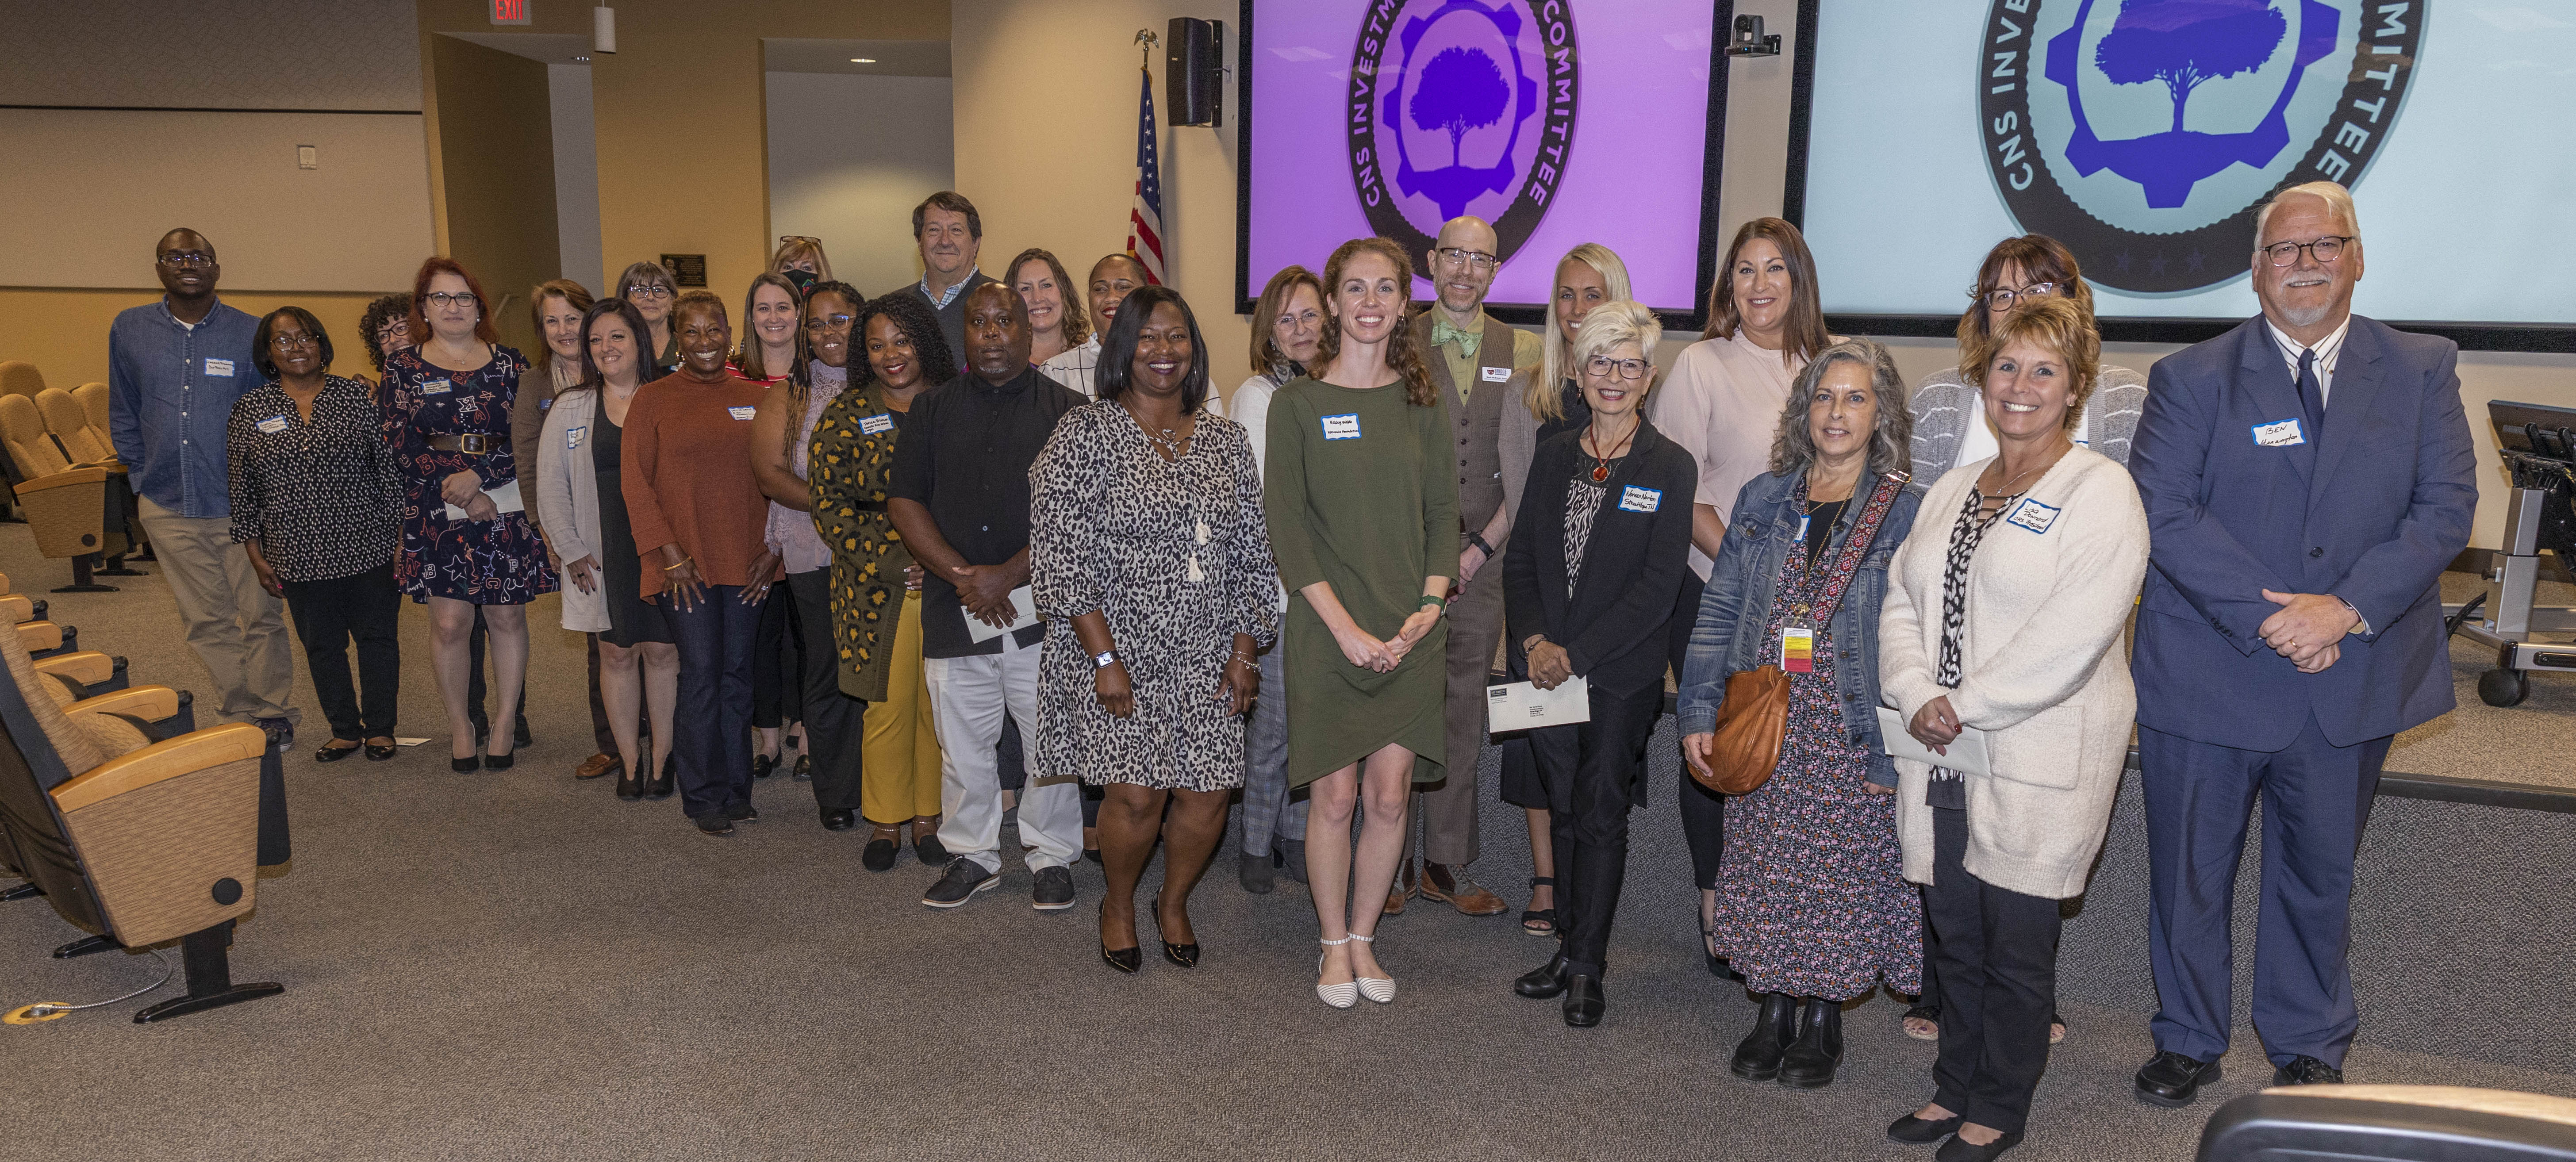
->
xmin=752 ymin=584 xmax=794 ymax=730
xmin=465 ymin=608 xmax=527 ymax=737
xmin=280 ymin=562 xmax=400 ymax=742
xmin=783 ymin=570 xmax=863 ymax=811
xmin=1669 ymin=575 xmax=1724 ymax=890
xmin=1926 ymin=804 xmax=2059 ymax=1136
xmin=1533 ymin=679 xmax=1666 ymax=980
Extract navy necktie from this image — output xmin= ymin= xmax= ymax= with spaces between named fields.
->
xmin=2297 ymin=348 xmax=2324 ymax=437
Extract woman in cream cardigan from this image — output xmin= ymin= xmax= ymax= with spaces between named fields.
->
xmin=1877 ymin=297 xmax=2147 ymax=1161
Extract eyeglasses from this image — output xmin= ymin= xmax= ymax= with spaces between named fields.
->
xmin=1583 ymin=355 xmax=1651 ymax=381
xmin=779 ymin=235 xmax=821 ymax=245
xmin=424 ymin=291 xmax=479 ymax=308
xmin=627 ymin=285 xmax=674 ymax=300
xmin=1434 ymin=247 xmax=1499 ymax=271
xmin=2260 ymin=236 xmax=2354 ymax=267
xmin=1977 ymin=281 xmax=2058 ymax=310
xmin=270 ymin=333 xmax=317 ymax=350
xmin=158 ymin=251 xmax=215 ymax=269
xmin=803 ymin=314 xmax=855 ymax=331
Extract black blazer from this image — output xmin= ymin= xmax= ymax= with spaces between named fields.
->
xmin=1502 ymin=416 xmax=1699 ymax=698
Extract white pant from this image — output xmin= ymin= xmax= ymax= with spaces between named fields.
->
xmin=924 ymin=634 xmax=1082 ymax=872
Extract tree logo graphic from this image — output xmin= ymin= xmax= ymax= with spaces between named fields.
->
xmin=1978 ymin=0 xmax=2420 ymax=294
xmin=1347 ymin=0 xmax=1579 ymax=277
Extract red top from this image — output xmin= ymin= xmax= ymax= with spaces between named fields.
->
xmin=619 ymin=372 xmax=774 ymax=596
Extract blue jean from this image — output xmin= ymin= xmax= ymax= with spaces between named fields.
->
xmin=665 ymin=585 xmax=764 ymax=821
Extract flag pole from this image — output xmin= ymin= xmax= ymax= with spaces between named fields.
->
xmin=1134 ymin=28 xmax=1157 ymax=73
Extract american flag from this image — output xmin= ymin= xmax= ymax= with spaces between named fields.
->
xmin=1128 ymin=66 xmax=1166 ymax=285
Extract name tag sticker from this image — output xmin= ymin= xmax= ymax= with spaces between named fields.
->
xmin=858 ymin=413 xmax=895 ymax=436
xmin=1618 ymin=485 xmax=1662 ymax=513
xmin=420 ymin=381 xmax=452 ymax=395
xmin=1797 ymin=514 xmax=1811 ymax=541
xmin=727 ymin=405 xmax=757 ymax=421
xmin=540 ymin=397 xmax=553 ymax=410
xmin=1781 ymin=627 xmax=1815 ymax=674
xmin=204 ymin=357 xmax=235 ymax=377
xmin=1321 ymin=413 xmax=1361 ymax=440
xmin=1481 ymin=365 xmax=1513 ymax=383
xmin=2252 ymin=418 xmax=2306 ymax=448
xmin=254 ymin=415 xmax=289 ymax=435
xmin=2006 ymin=498 xmax=2061 ymax=535
xmin=564 ymin=426 xmax=586 ymax=450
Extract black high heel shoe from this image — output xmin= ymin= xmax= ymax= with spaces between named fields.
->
xmin=614 ymin=763 xmax=644 ymax=801
xmin=450 ymin=744 xmax=480 ymax=774
xmin=482 ymin=748 xmax=514 ymax=771
xmin=1100 ymin=900 xmax=1142 ymax=974
xmin=645 ymin=752 xmax=675 ymax=800
xmin=1155 ymin=901 xmax=1199 ymax=969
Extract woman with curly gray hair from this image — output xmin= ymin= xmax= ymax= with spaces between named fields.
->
xmin=1675 ymin=337 xmax=1927 ymax=1091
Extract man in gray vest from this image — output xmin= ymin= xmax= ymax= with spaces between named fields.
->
xmin=1390 ymin=215 xmax=1543 ymax=919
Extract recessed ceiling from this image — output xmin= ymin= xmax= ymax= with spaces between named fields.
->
xmin=763 ymin=39 xmax=948 ymax=78
xmin=441 ymin=31 xmax=593 ymax=64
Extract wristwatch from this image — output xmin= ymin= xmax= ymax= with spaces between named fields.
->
xmin=1093 ymin=649 xmax=1119 ymax=670
xmin=1467 ymin=531 xmax=1496 ymax=558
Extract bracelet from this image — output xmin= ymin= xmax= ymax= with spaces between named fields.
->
xmin=662 ymin=559 xmax=693 ymax=572
xmin=1228 ymin=651 xmax=1256 ymax=665
xmin=1417 ymin=594 xmax=1447 ymax=610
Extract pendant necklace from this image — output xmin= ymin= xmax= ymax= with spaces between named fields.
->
xmin=1585 ymin=417 xmax=1638 ymax=483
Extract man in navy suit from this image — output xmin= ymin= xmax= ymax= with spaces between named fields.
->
xmin=2126 ymin=182 xmax=2476 ymax=1104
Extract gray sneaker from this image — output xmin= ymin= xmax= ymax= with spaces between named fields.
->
xmin=922 ymin=857 xmax=1000 ymax=909
xmin=1032 ymin=865 xmax=1076 ymax=911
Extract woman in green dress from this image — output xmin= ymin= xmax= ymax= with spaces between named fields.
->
xmin=1262 ymin=237 xmax=1459 ymax=1009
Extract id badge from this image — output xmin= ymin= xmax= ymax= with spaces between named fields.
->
xmin=1780 ymin=623 xmax=1814 ymax=674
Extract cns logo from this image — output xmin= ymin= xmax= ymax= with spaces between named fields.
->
xmin=1348 ymin=0 xmax=1578 ymax=277
xmin=1980 ymin=0 xmax=2420 ymax=294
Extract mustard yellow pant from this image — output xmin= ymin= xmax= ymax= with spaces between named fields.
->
xmin=862 ymin=592 xmax=944 ymax=825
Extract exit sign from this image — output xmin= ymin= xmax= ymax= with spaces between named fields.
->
xmin=491 ymin=0 xmax=530 ymax=24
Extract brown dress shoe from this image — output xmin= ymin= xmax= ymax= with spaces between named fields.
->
xmin=1382 ymin=860 xmax=1417 ymax=917
xmin=574 ymin=752 xmax=620 ymax=780
xmin=1422 ymin=863 xmax=1509 ymax=916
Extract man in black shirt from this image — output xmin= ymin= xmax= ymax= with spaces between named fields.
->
xmin=890 ymin=283 xmax=1086 ymax=911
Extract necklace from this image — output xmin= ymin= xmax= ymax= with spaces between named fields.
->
xmin=1983 ymin=436 xmax=2069 ymax=500
xmin=1138 ymin=411 xmax=1195 ymax=461
xmin=1583 ymin=416 xmax=1639 ymax=483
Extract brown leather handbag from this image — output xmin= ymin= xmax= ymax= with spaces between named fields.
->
xmin=1688 ymin=472 xmax=1910 ymax=797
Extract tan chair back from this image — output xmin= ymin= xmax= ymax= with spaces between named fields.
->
xmin=73 ymin=383 xmax=110 ymax=436
xmin=0 ymin=394 xmax=70 ymax=479
xmin=0 ymin=361 xmax=45 ymax=400
xmin=37 ymin=389 xmax=112 ymax=465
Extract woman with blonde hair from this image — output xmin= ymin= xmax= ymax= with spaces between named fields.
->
xmin=768 ymin=236 xmax=832 ymax=296
xmin=1230 ymin=263 xmax=1325 ymax=894
xmin=1494 ymin=241 xmax=1634 ymax=936
xmin=1263 ymin=237 xmax=1457 ymax=1007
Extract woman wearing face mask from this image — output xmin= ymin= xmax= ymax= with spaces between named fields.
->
xmin=537 ymin=298 xmax=681 ymax=800
xmin=1009 ymin=248 xmax=1090 ymax=368
xmin=810 ymin=291 xmax=956 ymax=870
xmin=1494 ymin=241 xmax=1636 ymax=938
xmin=733 ymin=272 xmax=806 ymax=781
xmin=622 ymin=291 xmax=783 ymax=837
xmin=769 ymin=236 xmax=832 ymax=299
xmin=1029 ymin=285 xmax=1276 ymax=974
xmin=1264 ymin=237 xmax=1458 ymax=1008
xmin=1226 ymin=265 xmax=1324 ymax=894
xmin=617 ymin=261 xmax=681 ymax=375
xmin=750 ymin=278 xmax=868 ymax=830
xmin=380 ymin=257 xmax=559 ymax=772
xmin=1677 ymin=339 xmax=1925 ymax=1092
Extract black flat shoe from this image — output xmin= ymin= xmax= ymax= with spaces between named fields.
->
xmin=1155 ymin=904 xmax=1198 ymax=968
xmin=513 ymin=717 xmax=532 ymax=748
xmin=1561 ymin=974 xmax=1604 ymax=1027
xmin=821 ymin=808 xmax=857 ymax=832
xmin=482 ymin=750 xmax=514 ymax=771
xmin=2272 ymin=1055 xmax=2344 ymax=1086
xmin=1514 ymin=948 xmax=1570 ymax=998
xmin=364 ymin=743 xmax=397 ymax=761
xmin=1934 ymin=1131 xmax=2023 ymax=1161
xmin=644 ymin=756 xmax=675 ymax=801
xmin=752 ymin=752 xmax=778 ymax=779
xmin=315 ymin=741 xmax=361 ymax=763
xmin=1888 ymin=1112 xmax=1964 ymax=1144
xmin=862 ymin=829 xmax=899 ymax=871
xmin=792 ymin=754 xmax=811 ymax=782
xmin=1703 ymin=922 xmax=1744 ymax=980
xmin=1777 ymin=997 xmax=1845 ymax=1089
xmin=2133 ymin=1051 xmax=2222 ymax=1108
xmin=450 ymin=754 xmax=480 ymax=774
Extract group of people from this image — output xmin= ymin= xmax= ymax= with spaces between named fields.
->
xmin=105 ymin=179 xmax=2474 ymax=1161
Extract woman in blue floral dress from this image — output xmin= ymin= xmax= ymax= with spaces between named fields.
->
xmin=381 ymin=257 xmax=558 ymax=771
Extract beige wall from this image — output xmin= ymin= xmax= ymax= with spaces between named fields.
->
xmin=430 ymin=35 xmax=562 ymax=356
xmin=0 ymin=289 xmax=386 ymax=387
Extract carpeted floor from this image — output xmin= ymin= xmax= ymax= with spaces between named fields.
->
xmin=4 ymin=527 xmax=2571 ymax=1162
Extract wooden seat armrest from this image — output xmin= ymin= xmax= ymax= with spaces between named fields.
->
xmin=34 ymin=650 xmax=117 ymax=687
xmin=52 ymin=723 xmax=266 ymax=813
xmin=0 ymin=593 xmax=31 ymax=623
xmin=18 ymin=621 xmax=63 ymax=653
xmin=67 ymin=685 xmax=179 ymax=723
xmin=15 ymin=466 xmax=112 ymax=491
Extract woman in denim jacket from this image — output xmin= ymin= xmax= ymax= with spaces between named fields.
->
xmin=1676 ymin=338 xmax=1925 ymax=1091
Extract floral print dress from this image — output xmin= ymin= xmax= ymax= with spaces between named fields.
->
xmin=380 ymin=346 xmax=558 ymax=605
xmin=1707 ymin=502 xmax=1923 ymax=1000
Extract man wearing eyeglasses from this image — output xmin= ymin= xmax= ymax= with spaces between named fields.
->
xmin=107 ymin=228 xmax=300 ymax=748
xmin=2126 ymin=182 xmax=2476 ymax=1104
xmin=1387 ymin=216 xmax=1543 ymax=919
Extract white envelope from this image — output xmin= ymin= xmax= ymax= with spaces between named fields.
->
xmin=964 ymin=586 xmax=1041 ymax=642
xmin=1876 ymin=706 xmax=1992 ymax=778
xmin=444 ymin=479 xmax=524 ymax=522
xmin=1487 ymin=676 xmax=1590 ymax=731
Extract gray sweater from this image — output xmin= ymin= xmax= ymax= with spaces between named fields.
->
xmin=1908 ymin=363 xmax=2148 ymax=480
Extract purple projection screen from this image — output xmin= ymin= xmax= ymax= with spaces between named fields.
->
xmin=1238 ymin=0 xmax=1730 ymax=326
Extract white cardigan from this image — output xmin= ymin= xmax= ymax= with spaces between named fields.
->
xmin=535 ymin=387 xmax=611 ymax=633
xmin=1878 ymin=446 xmax=2148 ymax=899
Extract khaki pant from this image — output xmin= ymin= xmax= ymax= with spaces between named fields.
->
xmin=1407 ymin=559 xmax=1505 ymax=867
xmin=134 ymin=496 xmax=298 ymax=726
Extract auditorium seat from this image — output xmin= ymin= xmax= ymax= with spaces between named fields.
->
xmin=71 ymin=383 xmax=111 ymax=440
xmin=0 ymin=628 xmax=281 ymax=1022
xmin=2199 ymin=1087 xmax=2576 ymax=1161
xmin=37 ymin=388 xmax=116 ymax=468
xmin=0 ymin=361 xmax=44 ymax=401
xmin=0 ymin=392 xmax=136 ymax=592
xmin=17 ymin=619 xmax=80 ymax=659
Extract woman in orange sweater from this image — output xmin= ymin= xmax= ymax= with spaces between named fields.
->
xmin=622 ymin=290 xmax=783 ymax=836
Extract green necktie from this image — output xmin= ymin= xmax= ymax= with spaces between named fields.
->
xmin=1430 ymin=317 xmax=1482 ymax=360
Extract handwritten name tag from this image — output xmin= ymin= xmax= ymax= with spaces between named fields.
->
xmin=1321 ymin=413 xmax=1361 ymax=440
xmin=2252 ymin=418 xmax=2306 ymax=448
xmin=1481 ymin=366 xmax=1513 ymax=383
xmin=1618 ymin=485 xmax=1662 ymax=513
xmin=727 ymin=406 xmax=757 ymax=421
xmin=2006 ymin=497 xmax=2061 ymax=535
xmin=859 ymin=413 xmax=895 ymax=436
xmin=254 ymin=415 xmax=290 ymax=435
xmin=204 ymin=357 xmax=235 ymax=377
xmin=420 ymin=381 xmax=452 ymax=395
xmin=564 ymin=426 xmax=586 ymax=450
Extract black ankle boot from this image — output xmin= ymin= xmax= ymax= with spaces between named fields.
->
xmin=1513 ymin=947 xmax=1570 ymax=998
xmin=1777 ymin=996 xmax=1844 ymax=1088
xmin=1730 ymin=992 xmax=1800 ymax=1081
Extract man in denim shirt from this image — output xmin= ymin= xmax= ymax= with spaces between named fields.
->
xmin=107 ymin=228 xmax=299 ymax=746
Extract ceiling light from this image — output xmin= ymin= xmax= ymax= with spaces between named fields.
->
xmin=850 ymin=57 xmax=876 ymax=63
